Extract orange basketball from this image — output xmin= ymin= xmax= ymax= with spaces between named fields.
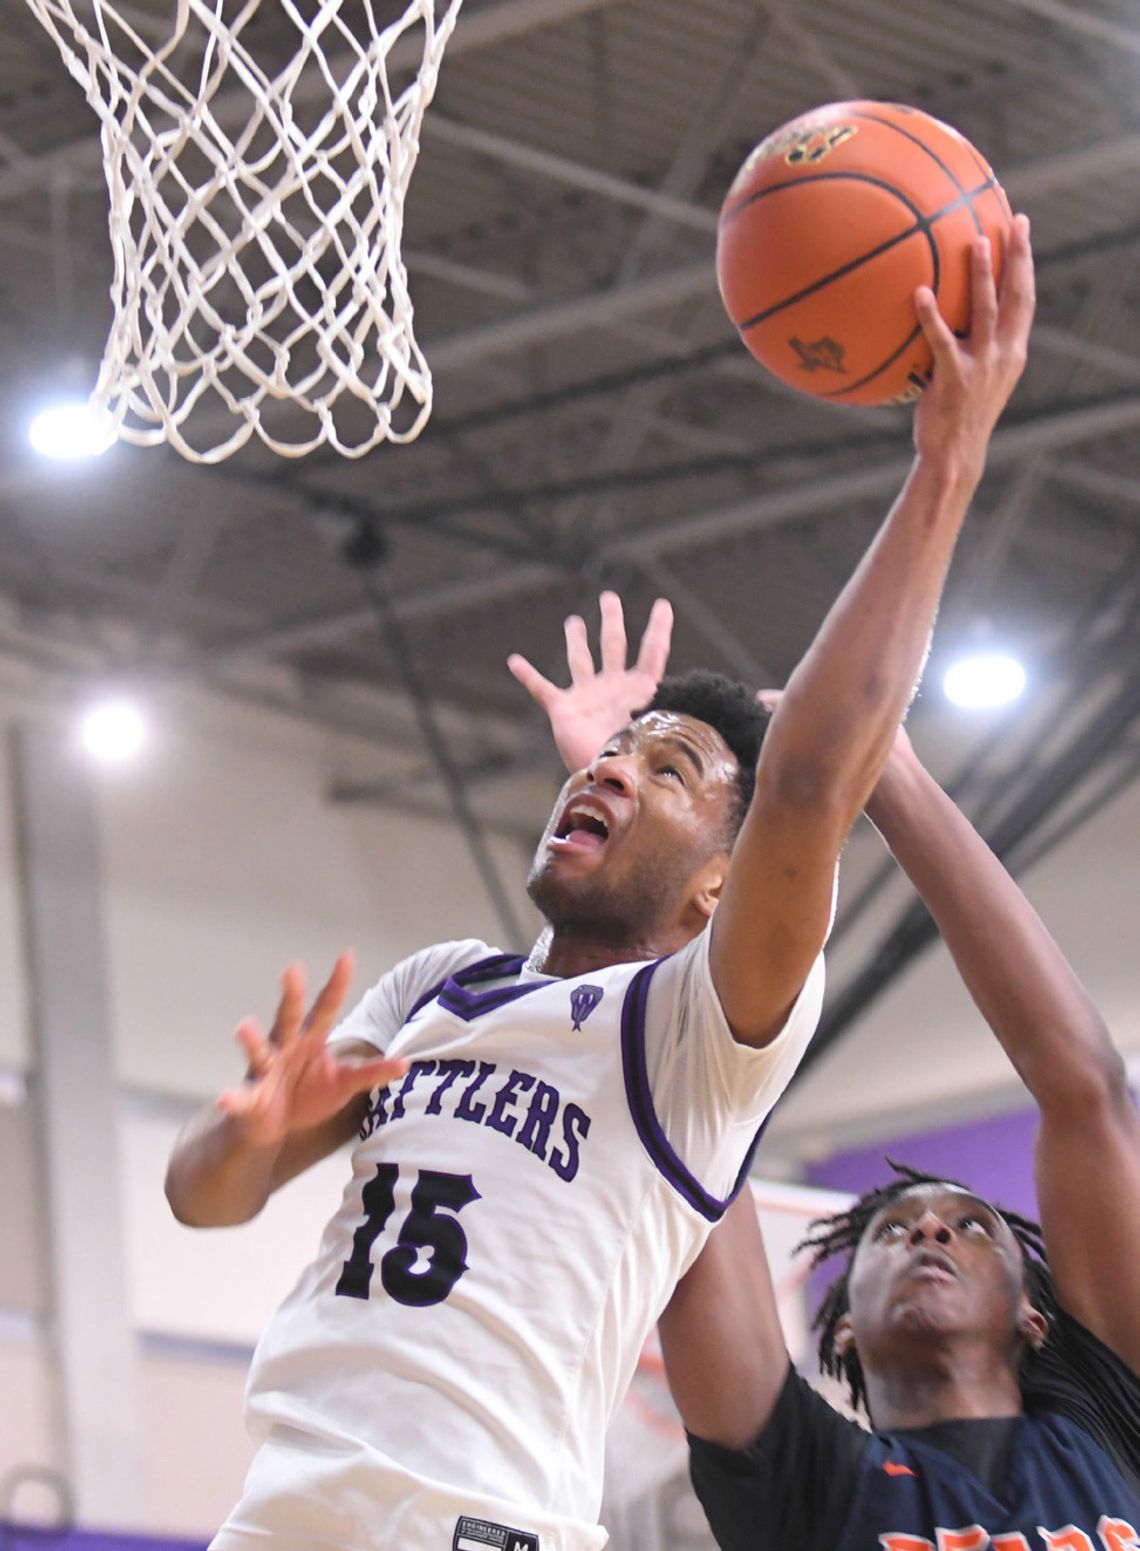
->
xmin=716 ymin=101 xmax=1013 ymax=406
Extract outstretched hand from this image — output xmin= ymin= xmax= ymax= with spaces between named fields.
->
xmin=217 ymin=954 xmax=407 ymax=1149
xmin=507 ymin=591 xmax=674 ymax=773
xmin=912 ymin=212 xmax=1035 ymax=474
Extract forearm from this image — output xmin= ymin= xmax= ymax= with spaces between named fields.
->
xmin=660 ymin=1190 xmax=789 ymax=1448
xmin=165 ymin=1106 xmax=284 ymax=1227
xmin=760 ymin=452 xmax=976 ymax=817
xmin=866 ymin=758 xmax=1125 ymax=1107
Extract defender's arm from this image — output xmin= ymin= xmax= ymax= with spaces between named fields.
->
xmin=866 ymin=738 xmax=1140 ymax=1371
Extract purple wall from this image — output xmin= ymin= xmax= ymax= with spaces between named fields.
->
xmin=2 ymin=1533 xmax=205 ymax=1551
xmin=801 ymin=1102 xmax=1041 ymax=1311
xmin=805 ymin=1102 xmax=1041 ymax=1221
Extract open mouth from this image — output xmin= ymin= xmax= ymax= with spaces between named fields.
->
xmin=552 ymin=799 xmax=612 ymax=851
xmin=907 ymin=1250 xmax=958 ymax=1284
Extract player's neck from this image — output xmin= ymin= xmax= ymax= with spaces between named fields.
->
xmin=526 ymin=922 xmax=690 ymax=978
xmin=864 ymin=1346 xmax=1024 ymax=1431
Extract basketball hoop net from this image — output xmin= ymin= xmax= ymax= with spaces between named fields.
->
xmin=24 ymin=0 xmax=465 ymax=461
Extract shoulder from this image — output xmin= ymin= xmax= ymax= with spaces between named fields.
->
xmin=390 ymin=938 xmax=500 ymax=993
xmin=333 ymin=939 xmax=498 ymax=1050
xmin=1024 ymin=1304 xmax=1140 ymax=1490
xmin=689 ymin=1366 xmax=868 ymax=1551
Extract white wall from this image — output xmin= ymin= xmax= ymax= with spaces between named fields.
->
xmin=96 ymin=691 xmax=541 ymax=1099
xmin=0 ymin=670 xmax=544 ymax=1537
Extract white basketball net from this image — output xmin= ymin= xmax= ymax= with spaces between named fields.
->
xmin=25 ymin=0 xmax=465 ymax=461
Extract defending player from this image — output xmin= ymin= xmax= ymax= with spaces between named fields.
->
xmin=165 ymin=220 xmax=1035 ymax=1551
xmin=659 ymin=724 xmax=1140 ymax=1550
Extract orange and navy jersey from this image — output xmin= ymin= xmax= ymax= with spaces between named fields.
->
xmin=689 ymin=1319 xmax=1140 ymax=1551
xmin=853 ymin=1413 xmax=1139 ymax=1551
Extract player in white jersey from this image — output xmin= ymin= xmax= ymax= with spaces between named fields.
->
xmin=165 ymin=219 xmax=1035 ymax=1551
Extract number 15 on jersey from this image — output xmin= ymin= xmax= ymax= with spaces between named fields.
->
xmin=335 ymin=1163 xmax=480 ymax=1308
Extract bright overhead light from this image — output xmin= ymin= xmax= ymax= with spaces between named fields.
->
xmin=943 ymin=652 xmax=1027 ymax=709
xmin=78 ymin=698 xmax=147 ymax=765
xmin=29 ymin=401 xmax=114 ymax=461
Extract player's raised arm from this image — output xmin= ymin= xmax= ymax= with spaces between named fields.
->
xmin=165 ymin=954 xmax=407 ymax=1227
xmin=710 ymin=216 xmax=1036 ymax=1048
xmin=865 ymin=730 xmax=1140 ymax=1373
xmin=659 ymin=1187 xmax=790 ymax=1449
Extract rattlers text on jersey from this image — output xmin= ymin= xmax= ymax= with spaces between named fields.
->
xmin=214 ymin=928 xmax=825 ymax=1551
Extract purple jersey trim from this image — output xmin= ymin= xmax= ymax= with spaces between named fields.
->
xmin=407 ymin=952 xmax=550 ymax=1027
xmin=620 ymin=959 xmax=767 ymax=1222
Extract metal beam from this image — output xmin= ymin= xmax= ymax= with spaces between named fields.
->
xmin=187 ymin=393 xmax=1140 ymax=671
xmin=411 ymin=134 xmax=1140 ymax=379
xmin=4 ymin=0 xmax=630 ymax=202
xmin=560 ymin=1 xmax=787 ymax=540
xmin=0 ymin=78 xmax=1127 ymax=430
xmin=357 ymin=566 xmax=527 ymax=947
xmin=607 ymin=397 xmax=1140 ymax=562
xmin=635 ymin=557 xmax=777 ymax=685
xmin=1007 ymin=133 xmax=1140 ymax=200
xmin=1054 ymin=460 xmax=1140 ymax=515
xmin=327 ymin=780 xmax=539 ymax=842
xmin=1000 ymin=0 xmax=1140 ymax=58
xmin=1032 ymin=324 xmax=1140 ymax=385
xmin=429 ymin=261 xmax=712 ymax=374
xmin=424 ymin=114 xmax=718 ymax=235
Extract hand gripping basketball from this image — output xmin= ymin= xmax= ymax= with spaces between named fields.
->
xmin=717 ymin=101 xmax=1015 ymax=407
xmin=911 ymin=213 xmax=1035 ymax=475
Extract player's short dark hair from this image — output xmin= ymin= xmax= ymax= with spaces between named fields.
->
xmin=640 ymin=670 xmax=770 ymax=841
xmin=798 ymin=1160 xmax=1055 ymax=1417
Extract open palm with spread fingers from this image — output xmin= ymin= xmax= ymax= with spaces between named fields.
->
xmin=218 ymin=954 xmax=407 ymax=1148
xmin=507 ymin=590 xmax=674 ymax=774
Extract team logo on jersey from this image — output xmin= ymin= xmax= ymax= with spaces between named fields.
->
xmin=570 ymin=983 xmax=604 ymax=1030
xmin=454 ymin=1515 xmax=539 ymax=1551
xmin=882 ymin=1459 xmax=917 ymax=1477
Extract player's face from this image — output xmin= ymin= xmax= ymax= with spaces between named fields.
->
xmin=527 ymin=712 xmax=739 ymax=947
xmin=846 ymin=1184 xmax=1031 ymax=1365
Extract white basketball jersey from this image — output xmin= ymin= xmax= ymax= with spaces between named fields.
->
xmin=216 ymin=929 xmax=825 ymax=1551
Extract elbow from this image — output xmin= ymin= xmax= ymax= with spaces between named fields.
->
xmin=1036 ymin=1029 xmax=1132 ymax=1119
xmin=756 ymin=718 xmax=879 ymax=817
xmin=754 ymin=754 xmax=863 ymax=836
xmin=164 ymin=1172 xmax=209 ymax=1228
xmin=164 ymin=1170 xmax=258 ymax=1229
xmin=165 ymin=1190 xmax=202 ymax=1228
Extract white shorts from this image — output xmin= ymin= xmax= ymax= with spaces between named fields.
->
xmin=210 ymin=1425 xmax=610 ymax=1551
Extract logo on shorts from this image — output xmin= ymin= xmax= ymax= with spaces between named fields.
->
xmin=454 ymin=1516 xmax=539 ymax=1551
xmin=570 ymin=983 xmax=604 ymax=1031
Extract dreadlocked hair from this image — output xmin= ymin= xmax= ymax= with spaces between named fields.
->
xmin=797 ymin=1160 xmax=1056 ymax=1418
xmin=642 ymin=670 xmax=770 ymax=841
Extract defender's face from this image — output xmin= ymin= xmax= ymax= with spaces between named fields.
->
xmin=847 ymin=1183 xmax=1028 ymax=1360
xmin=527 ymin=712 xmax=739 ymax=945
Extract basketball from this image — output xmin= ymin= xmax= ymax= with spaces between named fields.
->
xmin=716 ymin=101 xmax=1013 ymax=407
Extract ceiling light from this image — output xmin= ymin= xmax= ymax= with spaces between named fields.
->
xmin=943 ymin=653 xmax=1026 ymax=709
xmin=78 ymin=698 xmax=147 ymax=765
xmin=29 ymin=401 xmax=114 ymax=460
